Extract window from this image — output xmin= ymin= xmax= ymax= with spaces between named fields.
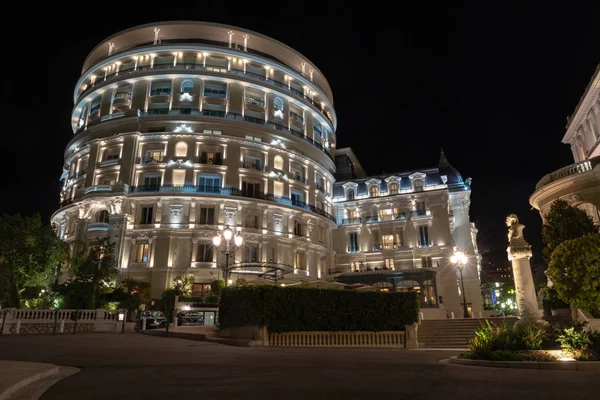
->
xmin=369 ymin=185 xmax=379 ymax=197
xmin=143 ymin=176 xmax=161 ymax=188
xmin=379 ymin=208 xmax=395 ymax=221
xmin=100 ymin=177 xmax=116 ymax=185
xmin=389 ymin=182 xmax=399 ymax=195
xmin=244 ymin=212 xmax=259 ymax=229
xmin=242 ymin=182 xmax=261 ymax=198
xmin=196 ymin=243 xmax=213 ymax=262
xmin=198 ymin=176 xmax=221 ymax=193
xmin=273 ymin=181 xmax=284 ymax=197
xmin=290 ymin=111 xmax=304 ymax=123
xmin=192 ymin=283 xmax=211 ymax=297
xmin=140 ymin=207 xmax=154 ymax=224
xmin=203 ymin=84 xmax=227 ymax=98
xmin=293 ymin=220 xmax=303 ymax=236
xmin=313 ymin=124 xmax=322 ymax=137
xmin=203 ymin=129 xmax=222 ymax=135
xmin=348 ymin=232 xmax=359 ymax=253
xmin=318 ymin=226 xmax=325 ymax=243
xmin=244 ymin=135 xmax=262 ymax=142
xmin=245 ymin=89 xmax=265 ymax=107
xmin=422 ymin=256 xmax=433 ymax=268
xmin=199 ymin=207 xmax=215 ymax=225
xmin=418 ymin=226 xmax=430 ymax=247
xmin=175 ymin=142 xmax=188 ymax=157
xmin=416 ymin=201 xmax=426 ymax=216
xmin=273 ymin=155 xmax=284 ymax=170
xmin=414 ymin=180 xmax=424 ymax=192
xmin=96 ymin=210 xmax=110 ymax=223
xmin=295 ymin=252 xmax=306 ymax=270
xmin=104 ymin=147 xmax=120 ymax=160
xmin=181 ymin=80 xmax=194 ymax=93
xmin=144 ymin=150 xmax=163 ymax=163
xmin=291 ymin=190 xmax=304 ymax=205
xmin=172 ymin=170 xmax=185 ymax=187
xmin=384 ymin=258 xmax=395 ymax=270
xmin=151 ymin=81 xmax=172 ymax=96
xmin=243 ymin=156 xmax=263 ymax=171
xmin=244 ymin=245 xmax=258 ymax=262
xmin=274 ymin=97 xmax=284 ymax=111
xmin=135 ymin=243 xmax=149 ymax=263
xmin=347 ymin=189 xmax=355 ymax=200
xmin=291 ymin=168 xmax=305 ymax=183
xmin=199 ymin=151 xmax=222 ymax=165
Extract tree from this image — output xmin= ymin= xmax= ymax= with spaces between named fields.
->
xmin=119 ymin=278 xmax=151 ymax=320
xmin=0 ymin=214 xmax=68 ymax=308
xmin=546 ymin=233 xmax=600 ymax=312
xmin=69 ymin=237 xmax=118 ymax=309
xmin=542 ymin=200 xmax=597 ymax=263
xmin=172 ymin=275 xmax=194 ymax=297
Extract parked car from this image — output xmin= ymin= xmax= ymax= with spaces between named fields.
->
xmin=138 ymin=311 xmax=167 ymax=330
xmin=177 ymin=310 xmax=205 ymax=326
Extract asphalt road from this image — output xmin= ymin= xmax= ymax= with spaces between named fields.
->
xmin=0 ymin=333 xmax=597 ymax=400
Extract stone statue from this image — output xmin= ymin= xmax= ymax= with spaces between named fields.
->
xmin=505 ymin=214 xmax=540 ymax=325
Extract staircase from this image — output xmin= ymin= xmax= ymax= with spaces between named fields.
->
xmin=418 ymin=317 xmax=518 ymax=349
xmin=542 ymin=314 xmax=573 ymax=328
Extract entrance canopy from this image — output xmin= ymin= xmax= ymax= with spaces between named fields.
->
xmin=228 ymin=262 xmax=294 ymax=282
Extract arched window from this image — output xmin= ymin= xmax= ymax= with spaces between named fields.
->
xmin=181 ymin=80 xmax=194 ymax=93
xmin=369 ymin=185 xmax=379 ymax=197
xmin=175 ymin=142 xmax=188 ymax=157
xmin=389 ymin=183 xmax=399 ymax=195
xmin=274 ymin=97 xmax=284 ymax=111
xmin=96 ymin=210 xmax=110 ymax=223
xmin=273 ymin=155 xmax=284 ymax=170
xmin=347 ymin=189 xmax=355 ymax=200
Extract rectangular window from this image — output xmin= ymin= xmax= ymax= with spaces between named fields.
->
xmin=196 ymin=243 xmax=213 ymax=262
xmin=318 ymin=226 xmax=325 ymax=243
xmin=151 ymin=81 xmax=172 ymax=96
xmin=244 ymin=135 xmax=262 ymax=142
xmin=135 ymin=243 xmax=149 ymax=263
xmin=202 ymin=129 xmax=222 ymax=135
xmin=105 ymin=147 xmax=120 ymax=160
xmin=242 ymin=182 xmax=261 ymax=198
xmin=140 ymin=207 xmax=153 ymax=224
xmin=419 ymin=226 xmax=430 ymax=247
xmin=422 ymin=256 xmax=433 ymax=268
xmin=244 ymin=213 xmax=259 ymax=229
xmin=291 ymin=190 xmax=304 ymax=205
xmin=192 ymin=283 xmax=211 ymax=297
xmin=290 ymin=111 xmax=304 ymax=124
xmin=172 ymin=170 xmax=186 ymax=187
xmin=369 ymin=186 xmax=379 ymax=197
xmin=199 ymin=151 xmax=222 ymax=165
xmin=198 ymin=207 xmax=215 ymax=225
xmin=295 ymin=252 xmax=306 ymax=270
xmin=143 ymin=176 xmax=161 ymax=188
xmin=244 ymin=245 xmax=258 ymax=262
xmin=385 ymin=258 xmax=395 ymax=270
xmin=243 ymin=156 xmax=263 ymax=171
xmin=414 ymin=180 xmax=424 ymax=192
xmin=100 ymin=177 xmax=117 ymax=185
xmin=273 ymin=181 xmax=284 ymax=198
xmin=416 ymin=201 xmax=426 ymax=216
xmin=382 ymin=234 xmax=397 ymax=250
xmin=313 ymin=124 xmax=322 ymax=137
xmin=348 ymin=232 xmax=359 ymax=253
xmin=198 ymin=176 xmax=221 ymax=193
xmin=379 ymin=208 xmax=394 ymax=221
xmin=203 ymin=84 xmax=227 ymax=99
xmin=293 ymin=220 xmax=303 ymax=236
xmin=144 ymin=150 xmax=163 ymax=163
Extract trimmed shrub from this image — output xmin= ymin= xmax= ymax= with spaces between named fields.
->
xmin=218 ymin=286 xmax=420 ymax=333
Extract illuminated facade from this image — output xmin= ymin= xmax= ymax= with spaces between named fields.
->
xmin=531 ymin=64 xmax=600 ymax=222
xmin=52 ymin=22 xmax=484 ymax=316
xmin=52 ymin=22 xmax=337 ymax=297
xmin=331 ymin=149 xmax=484 ymax=318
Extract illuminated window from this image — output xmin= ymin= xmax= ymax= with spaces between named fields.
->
xmin=274 ymin=181 xmax=284 ymax=197
xmin=369 ymin=185 xmax=379 ymax=197
xmin=175 ymin=142 xmax=188 ymax=157
xmin=199 ymin=151 xmax=222 ymax=165
xmin=144 ymin=150 xmax=163 ymax=163
xmin=384 ymin=258 xmax=395 ymax=270
xmin=203 ymin=129 xmax=222 ymax=135
xmin=389 ymin=182 xmax=399 ymax=195
xmin=273 ymin=155 xmax=284 ymax=170
xmin=135 ymin=243 xmax=149 ymax=263
xmin=172 ymin=170 xmax=185 ymax=187
xmin=421 ymin=256 xmax=433 ymax=268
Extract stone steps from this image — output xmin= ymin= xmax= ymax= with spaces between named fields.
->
xmin=418 ymin=317 xmax=518 ymax=348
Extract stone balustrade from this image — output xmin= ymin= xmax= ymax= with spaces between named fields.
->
xmin=0 ymin=309 xmax=125 ymax=335
xmin=268 ymin=330 xmax=408 ymax=348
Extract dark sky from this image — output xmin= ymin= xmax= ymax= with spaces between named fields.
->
xmin=2 ymin=3 xmax=600 ymax=268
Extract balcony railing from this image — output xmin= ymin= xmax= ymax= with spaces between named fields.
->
xmin=242 ymin=161 xmax=265 ymax=171
xmin=138 ymin=108 xmax=334 ymax=160
xmin=342 ymin=218 xmax=361 ymax=225
xmin=372 ymin=243 xmax=400 ymax=251
xmin=78 ymin=62 xmax=332 ymax=124
xmin=98 ymin=158 xmax=119 ymax=167
xmin=114 ymin=92 xmax=132 ymax=100
xmin=129 ymin=185 xmax=336 ymax=222
xmin=139 ymin=156 xmax=166 ymax=164
xmin=365 ymin=216 xmax=379 ymax=223
xmin=412 ymin=210 xmax=431 ymax=218
xmin=291 ymin=174 xmax=306 ymax=184
xmin=88 ymin=222 xmax=110 ymax=232
xmin=535 ymin=156 xmax=600 ymax=190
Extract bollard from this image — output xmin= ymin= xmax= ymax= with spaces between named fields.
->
xmin=451 ymin=312 xmax=455 ymax=319
xmin=141 ymin=318 xmax=147 ymax=331
xmin=59 ymin=320 xmax=65 ymax=333
xmin=419 ymin=312 xmax=424 ymax=321
xmin=15 ymin=320 xmax=21 ymax=334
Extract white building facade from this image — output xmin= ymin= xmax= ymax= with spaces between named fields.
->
xmin=530 ymin=64 xmax=600 ymax=222
xmin=52 ymin=21 xmax=483 ymax=317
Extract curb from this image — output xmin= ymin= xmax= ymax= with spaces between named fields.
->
xmin=142 ymin=331 xmax=208 ymax=341
xmin=0 ymin=363 xmax=59 ymax=400
xmin=447 ymin=356 xmax=600 ymax=371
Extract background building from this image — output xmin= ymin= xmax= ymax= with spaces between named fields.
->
xmin=52 ymin=21 xmax=483 ymax=317
xmin=531 ymin=64 xmax=600 ymax=221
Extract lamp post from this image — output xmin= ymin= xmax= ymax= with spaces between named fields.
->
xmin=213 ymin=225 xmax=243 ymax=287
xmin=450 ymin=249 xmax=470 ymax=318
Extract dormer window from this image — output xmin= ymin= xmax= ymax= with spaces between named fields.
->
xmin=409 ymin=172 xmax=426 ymax=193
xmin=389 ymin=182 xmax=399 ymax=195
xmin=369 ymin=186 xmax=379 ymax=197
xmin=414 ymin=181 xmax=424 ymax=192
xmin=342 ymin=182 xmax=358 ymax=201
xmin=347 ymin=189 xmax=355 ymax=200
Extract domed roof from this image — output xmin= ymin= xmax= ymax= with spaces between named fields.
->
xmin=438 ymin=149 xmax=464 ymax=185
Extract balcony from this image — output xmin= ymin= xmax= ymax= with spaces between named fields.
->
xmin=290 ymin=174 xmax=306 ymax=184
xmin=342 ymin=217 xmax=361 ymax=225
xmin=113 ymin=92 xmax=131 ymax=111
xmin=242 ymin=160 xmax=265 ymax=172
xmin=129 ymin=184 xmax=336 ymax=222
xmin=98 ymin=158 xmax=119 ymax=167
xmin=78 ymin=61 xmax=332 ymax=125
xmin=139 ymin=156 xmax=166 ymax=164
xmin=316 ymin=182 xmax=326 ymax=194
xmin=411 ymin=210 xmax=432 ymax=218
xmin=535 ymin=156 xmax=600 ymax=190
xmin=88 ymin=222 xmax=110 ymax=232
xmin=372 ymin=243 xmax=400 ymax=251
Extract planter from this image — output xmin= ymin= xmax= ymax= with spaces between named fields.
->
xmin=551 ymin=308 xmax=571 ymax=317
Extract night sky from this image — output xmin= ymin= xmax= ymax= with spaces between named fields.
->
xmin=3 ymin=3 xmax=600 ymax=268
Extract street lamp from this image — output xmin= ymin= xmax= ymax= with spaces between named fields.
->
xmin=450 ymin=249 xmax=470 ymax=318
xmin=213 ymin=225 xmax=243 ymax=287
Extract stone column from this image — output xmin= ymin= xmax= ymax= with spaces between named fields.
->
xmin=109 ymin=212 xmax=128 ymax=266
xmin=506 ymin=214 xmax=539 ymax=325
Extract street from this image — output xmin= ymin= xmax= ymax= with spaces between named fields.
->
xmin=0 ymin=333 xmax=597 ymax=399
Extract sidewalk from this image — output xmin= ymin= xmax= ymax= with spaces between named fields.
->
xmin=0 ymin=361 xmax=60 ymax=400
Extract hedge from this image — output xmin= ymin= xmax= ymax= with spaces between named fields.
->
xmin=218 ymin=286 xmax=420 ymax=333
